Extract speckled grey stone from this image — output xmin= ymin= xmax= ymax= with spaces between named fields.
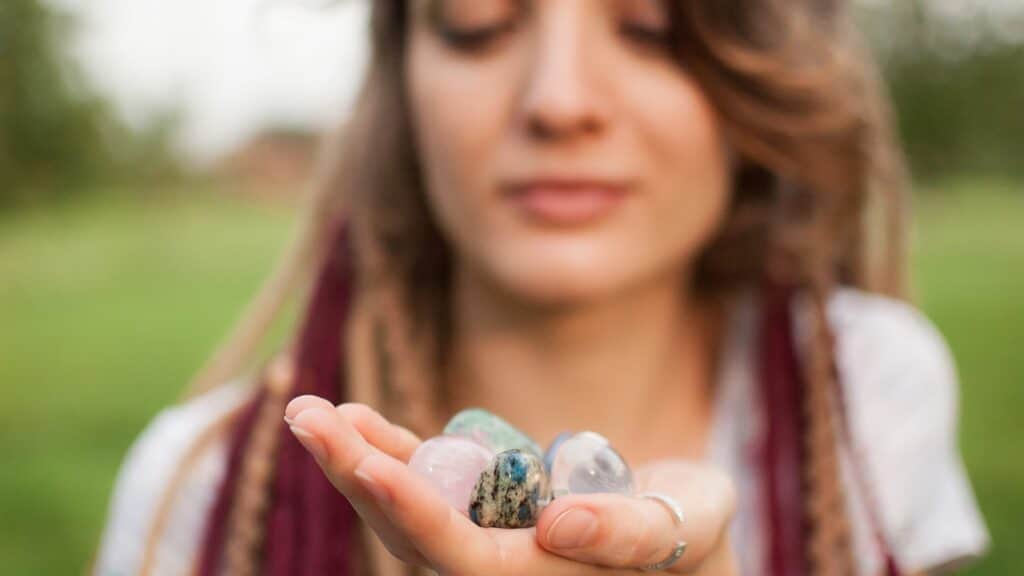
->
xmin=468 ymin=449 xmax=549 ymax=528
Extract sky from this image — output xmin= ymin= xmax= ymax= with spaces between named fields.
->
xmin=55 ymin=0 xmax=371 ymax=163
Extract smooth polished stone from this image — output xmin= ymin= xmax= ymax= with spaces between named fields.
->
xmin=444 ymin=408 xmax=543 ymax=458
xmin=549 ymin=431 xmax=633 ymax=498
xmin=543 ymin=431 xmax=574 ymax=474
xmin=469 ymin=449 xmax=549 ymax=528
xmin=409 ymin=435 xmax=495 ymax=515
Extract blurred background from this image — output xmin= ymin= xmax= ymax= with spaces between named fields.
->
xmin=1 ymin=0 xmax=1020 ymax=573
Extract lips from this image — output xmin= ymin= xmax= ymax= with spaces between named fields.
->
xmin=502 ymin=179 xmax=631 ymax=226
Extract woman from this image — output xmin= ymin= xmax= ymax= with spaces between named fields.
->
xmin=94 ymin=1 xmax=989 ymax=574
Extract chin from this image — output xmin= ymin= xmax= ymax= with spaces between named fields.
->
xmin=486 ymin=241 xmax=640 ymax=306
xmin=505 ymin=269 xmax=620 ymax=305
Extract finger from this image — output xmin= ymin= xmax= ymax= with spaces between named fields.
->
xmin=283 ymin=394 xmax=332 ymax=423
xmin=537 ymin=493 xmax=680 ymax=570
xmin=635 ymin=460 xmax=736 ymax=573
xmin=351 ymin=451 xmax=492 ymax=574
xmin=354 ymin=453 xmax=613 ymax=576
xmin=336 ymin=402 xmax=422 ymax=463
xmin=287 ymin=400 xmax=427 ymax=565
xmin=536 ymin=461 xmax=736 ymax=574
xmin=286 ymin=398 xmax=422 ymax=463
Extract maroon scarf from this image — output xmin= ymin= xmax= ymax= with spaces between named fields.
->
xmin=198 ymin=223 xmax=360 ymax=576
xmin=198 ymin=228 xmax=899 ymax=575
xmin=759 ymin=283 xmax=901 ymax=576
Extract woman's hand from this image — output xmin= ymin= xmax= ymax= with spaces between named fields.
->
xmin=284 ymin=396 xmax=738 ymax=575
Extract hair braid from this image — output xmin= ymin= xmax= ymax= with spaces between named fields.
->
xmin=372 ymin=297 xmax=450 ymax=576
xmin=220 ymin=355 xmax=294 ymax=575
xmin=375 ymin=286 xmax=446 ymax=437
xmin=351 ymin=182 xmax=446 ymax=441
xmin=138 ymin=406 xmax=240 ymax=576
xmin=346 ymin=222 xmax=445 ymax=575
xmin=801 ymin=273 xmax=857 ymax=576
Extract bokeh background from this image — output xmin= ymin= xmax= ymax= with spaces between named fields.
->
xmin=1 ymin=1 xmax=1021 ymax=573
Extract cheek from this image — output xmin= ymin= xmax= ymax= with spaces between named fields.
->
xmin=627 ymin=72 xmax=732 ymax=272
xmin=406 ymin=41 xmax=511 ymax=253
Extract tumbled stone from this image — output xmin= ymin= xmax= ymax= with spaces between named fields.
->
xmin=409 ymin=435 xmax=496 ymax=515
xmin=444 ymin=408 xmax=542 ymax=458
xmin=549 ymin=431 xmax=633 ymax=498
xmin=543 ymin=431 xmax=574 ymax=474
xmin=468 ymin=449 xmax=549 ymax=528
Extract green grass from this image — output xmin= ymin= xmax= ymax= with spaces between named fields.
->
xmin=912 ymin=180 xmax=1024 ymax=575
xmin=0 ymin=189 xmax=296 ymax=574
xmin=0 ymin=182 xmax=1020 ymax=574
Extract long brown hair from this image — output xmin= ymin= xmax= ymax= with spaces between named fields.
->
xmin=169 ymin=1 xmax=911 ymax=574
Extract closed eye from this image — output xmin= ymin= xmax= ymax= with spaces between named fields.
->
xmin=438 ymin=20 xmax=518 ymax=51
xmin=428 ymin=0 xmax=523 ymax=53
xmin=620 ymin=21 xmax=675 ymax=50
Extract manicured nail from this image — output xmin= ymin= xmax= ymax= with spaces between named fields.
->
xmin=283 ymin=415 xmax=296 ymax=426
xmin=546 ymin=508 xmax=599 ymax=549
xmin=355 ymin=465 xmax=391 ymax=505
xmin=289 ymin=425 xmax=326 ymax=461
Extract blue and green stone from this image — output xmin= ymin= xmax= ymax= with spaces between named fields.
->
xmin=444 ymin=408 xmax=543 ymax=458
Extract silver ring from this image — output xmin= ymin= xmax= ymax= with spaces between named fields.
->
xmin=636 ymin=492 xmax=687 ymax=572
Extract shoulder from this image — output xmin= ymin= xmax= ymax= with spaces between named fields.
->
xmin=821 ymin=288 xmax=959 ymax=424
xmin=791 ymin=287 xmax=961 ymax=445
xmin=93 ymin=381 xmax=253 ymax=576
xmin=809 ymin=288 xmax=990 ymax=573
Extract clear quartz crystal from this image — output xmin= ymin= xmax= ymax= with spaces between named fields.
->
xmin=543 ymin=431 xmax=574 ymax=474
xmin=548 ymin=431 xmax=633 ymax=498
xmin=408 ymin=435 xmax=495 ymax=515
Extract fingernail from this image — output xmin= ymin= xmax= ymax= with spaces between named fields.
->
xmin=283 ymin=415 xmax=295 ymax=426
xmin=355 ymin=465 xmax=391 ymax=505
xmin=289 ymin=425 xmax=326 ymax=461
xmin=546 ymin=508 xmax=599 ymax=549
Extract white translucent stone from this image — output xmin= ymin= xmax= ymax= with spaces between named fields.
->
xmin=543 ymin=431 xmax=573 ymax=474
xmin=409 ymin=435 xmax=495 ymax=514
xmin=549 ymin=431 xmax=633 ymax=498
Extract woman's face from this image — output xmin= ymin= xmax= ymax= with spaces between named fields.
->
xmin=406 ymin=0 xmax=732 ymax=304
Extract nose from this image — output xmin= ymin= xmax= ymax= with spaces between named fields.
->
xmin=519 ymin=4 xmax=609 ymax=141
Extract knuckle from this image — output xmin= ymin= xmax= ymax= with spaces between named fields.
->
xmin=380 ymin=540 xmax=421 ymax=566
xmin=392 ymin=424 xmax=421 ymax=454
xmin=493 ymin=534 xmax=514 ymax=573
xmin=317 ymin=427 xmax=364 ymax=475
xmin=715 ymin=475 xmax=738 ymax=519
xmin=337 ymin=402 xmax=375 ymax=426
xmin=488 ymin=529 xmax=529 ymax=575
xmin=625 ymin=519 xmax=657 ymax=566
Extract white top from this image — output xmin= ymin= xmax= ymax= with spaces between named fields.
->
xmin=94 ymin=288 xmax=989 ymax=575
xmin=711 ymin=289 xmax=989 ymax=575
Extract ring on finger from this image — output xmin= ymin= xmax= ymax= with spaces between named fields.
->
xmin=636 ymin=491 xmax=687 ymax=572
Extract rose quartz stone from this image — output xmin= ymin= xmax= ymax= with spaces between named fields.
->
xmin=409 ymin=435 xmax=495 ymax=515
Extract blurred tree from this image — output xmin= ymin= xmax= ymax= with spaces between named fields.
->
xmin=0 ymin=0 xmax=184 ymax=206
xmin=0 ymin=0 xmax=118 ymax=203
xmin=860 ymin=0 xmax=1024 ymax=182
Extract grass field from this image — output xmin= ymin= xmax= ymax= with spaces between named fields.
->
xmin=1 ymin=182 xmax=1020 ymax=574
xmin=911 ymin=180 xmax=1024 ymax=575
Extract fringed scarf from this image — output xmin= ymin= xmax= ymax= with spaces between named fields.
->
xmin=198 ymin=223 xmax=360 ymax=575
